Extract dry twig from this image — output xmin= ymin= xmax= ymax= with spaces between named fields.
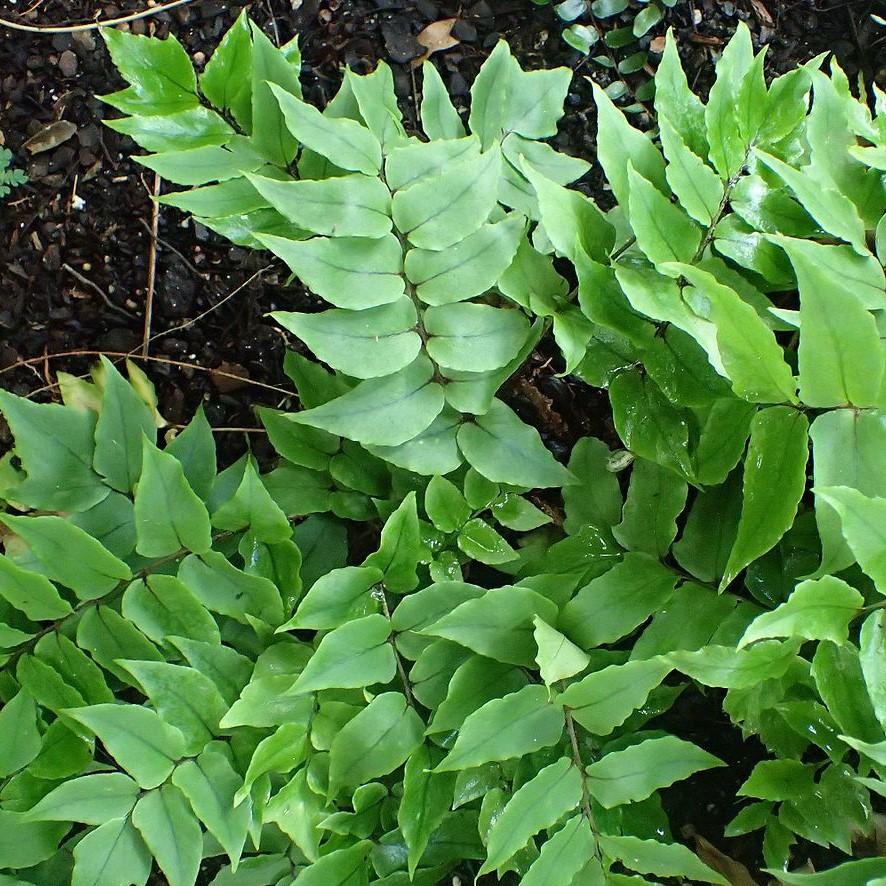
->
xmin=0 ymin=0 xmax=203 ymax=33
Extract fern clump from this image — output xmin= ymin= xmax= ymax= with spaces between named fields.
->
xmin=0 ymin=14 xmax=884 ymax=886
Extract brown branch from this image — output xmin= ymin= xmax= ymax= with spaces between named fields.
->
xmin=142 ymin=174 xmax=161 ymax=357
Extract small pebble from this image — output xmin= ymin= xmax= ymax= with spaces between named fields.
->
xmin=58 ymin=50 xmax=78 ymax=77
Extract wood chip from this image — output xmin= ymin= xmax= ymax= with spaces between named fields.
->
xmin=749 ymin=0 xmax=775 ymax=25
xmin=22 ymin=120 xmax=77 ymax=154
xmin=412 ymin=18 xmax=460 ymax=67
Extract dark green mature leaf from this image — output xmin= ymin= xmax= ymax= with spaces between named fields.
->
xmin=609 ymin=369 xmax=694 ymax=480
xmin=134 ymin=438 xmax=212 ymax=557
xmin=614 ymin=458 xmax=687 ymax=559
xmin=721 ymin=407 xmax=809 ymax=590
xmin=456 ymin=518 xmax=516 ymax=565
xmin=562 ymin=437 xmax=622 ymax=534
xmin=279 ymin=565 xmax=381 ymax=631
xmin=436 ymin=685 xmax=565 ymax=771
xmin=560 ymin=554 xmax=678 ymax=649
xmin=457 ymin=400 xmax=572 ymax=488
xmin=586 ymin=735 xmax=725 ymax=808
xmin=398 ymin=744 xmax=455 ymax=876
xmin=0 ymin=514 xmax=131 ymax=601
xmin=0 ymin=389 xmax=106 ymax=511
xmin=667 ymin=640 xmax=800 ymax=689
xmin=766 ymin=858 xmax=886 ymax=885
xmin=63 ymin=704 xmax=185 ymax=789
xmin=71 ymin=816 xmax=152 ymax=886
xmin=480 ymin=757 xmax=583 ymax=875
xmin=290 ymin=614 xmax=396 ymax=694
xmin=811 ymin=640 xmax=883 ymax=743
xmin=132 ymin=785 xmax=202 ymax=886
xmin=329 ymin=692 xmax=424 ymax=795
xmin=0 ymin=810 xmax=68 ymax=871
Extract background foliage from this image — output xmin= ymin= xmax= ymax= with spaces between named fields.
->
xmin=0 ymin=13 xmax=885 ymax=886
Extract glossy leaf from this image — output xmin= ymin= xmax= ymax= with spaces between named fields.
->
xmin=722 ymin=407 xmax=809 ymax=590
xmin=586 ymin=735 xmax=725 ymax=808
xmin=436 ymin=685 xmax=565 ymax=771
xmin=131 ymin=785 xmax=202 ymax=886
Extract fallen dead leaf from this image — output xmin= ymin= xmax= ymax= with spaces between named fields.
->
xmin=749 ymin=0 xmax=775 ymax=26
xmin=412 ymin=18 xmax=460 ymax=67
xmin=650 ymin=35 xmax=666 ymax=54
xmin=684 ymin=828 xmax=758 ymax=886
xmin=23 ymin=120 xmax=77 ymax=155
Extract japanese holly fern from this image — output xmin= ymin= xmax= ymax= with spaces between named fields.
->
xmin=1 ymin=13 xmax=886 ymax=886
xmin=102 ymin=10 xmax=583 ymax=489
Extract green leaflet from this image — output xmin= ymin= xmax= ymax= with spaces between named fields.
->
xmin=739 ymin=577 xmax=864 ymax=648
xmin=521 ymin=816 xmax=596 ymax=886
xmin=558 ymin=657 xmax=672 ymax=735
xmin=172 ymin=748 xmax=251 ymax=869
xmin=259 ymin=233 xmax=405 ymax=310
xmin=0 ymin=555 xmax=72 ymax=621
xmin=0 ymin=514 xmax=131 ymax=601
xmin=134 ymin=438 xmax=212 ymax=558
xmin=816 ymin=487 xmax=886 ymax=590
xmin=559 ymin=553 xmax=678 ymax=648
xmin=290 ymin=356 xmax=444 ymax=447
xmin=386 ymin=136 xmax=480 ymax=192
xmin=435 ymin=685 xmax=565 ymax=771
xmin=391 ymin=146 xmax=501 ymax=249
xmin=600 ymin=834 xmax=728 ymax=885
xmin=363 ymin=492 xmax=422 ymax=592
xmin=721 ymin=407 xmax=810 ymax=590
xmin=479 ymin=757 xmax=583 ymax=875
xmin=775 ymin=235 xmax=885 ymax=407
xmin=404 ymin=214 xmax=525 ymax=306
xmin=248 ymin=172 xmax=392 ymax=238
xmin=271 ymin=83 xmax=382 ymax=175
xmin=533 ymin=618 xmax=590 ymax=685
xmin=420 ymin=61 xmax=465 ymax=140
xmin=0 ymin=690 xmax=41 ymax=778
xmin=25 ymin=773 xmax=138 ymax=825
xmin=585 ymin=735 xmax=725 ymax=808
xmin=659 ymin=115 xmax=724 ymax=225
xmin=0 ymin=390 xmax=106 ymax=511
xmin=290 ymin=614 xmax=397 ymax=694
xmin=63 ymin=704 xmax=185 ymax=789
xmin=425 ymin=303 xmax=530 ymax=372
xmin=328 ymin=692 xmax=424 ymax=796
xmin=456 ymin=399 xmax=573 ymax=489
xmin=131 ymin=785 xmax=202 ymax=886
xmin=273 ymin=298 xmax=421 ymax=380
xmin=71 ymin=817 xmax=152 ymax=886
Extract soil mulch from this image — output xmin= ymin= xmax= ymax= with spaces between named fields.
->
xmin=0 ymin=0 xmax=881 ymax=878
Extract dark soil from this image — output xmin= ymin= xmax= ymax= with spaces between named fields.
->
xmin=0 ymin=0 xmax=881 ymax=879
